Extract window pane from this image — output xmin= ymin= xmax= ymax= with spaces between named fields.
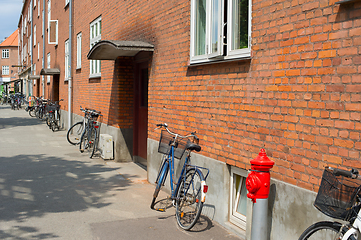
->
xmin=231 ymin=0 xmax=248 ymax=50
xmin=236 ymin=176 xmax=247 ymax=216
xmin=211 ymin=0 xmax=219 ymax=53
xmin=195 ymin=0 xmax=206 ymax=56
xmin=99 ymin=21 xmax=102 ymax=35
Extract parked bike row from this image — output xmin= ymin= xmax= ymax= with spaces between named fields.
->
xmin=66 ymin=107 xmax=102 ymax=158
xmin=1 ymin=93 xmax=25 ymax=110
xmin=26 ymin=96 xmax=63 ymax=132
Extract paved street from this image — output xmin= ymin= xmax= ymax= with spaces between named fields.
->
xmin=0 ymin=105 xmax=242 ymax=240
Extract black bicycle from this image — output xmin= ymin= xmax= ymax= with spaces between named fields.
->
xmin=298 ymin=167 xmax=361 ymax=240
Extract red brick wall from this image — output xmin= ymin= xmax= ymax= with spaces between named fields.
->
xmin=21 ymin=0 xmax=361 ymax=191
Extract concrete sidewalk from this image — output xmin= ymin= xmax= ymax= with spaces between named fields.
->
xmin=0 ymin=105 xmax=242 ymax=240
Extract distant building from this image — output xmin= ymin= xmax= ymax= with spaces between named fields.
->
xmin=0 ymin=30 xmax=19 ymax=92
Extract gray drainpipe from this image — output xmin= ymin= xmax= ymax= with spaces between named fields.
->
xmin=30 ymin=0 xmax=33 ymax=95
xmin=68 ymin=0 xmax=73 ymax=129
xmin=42 ymin=0 xmax=45 ymax=96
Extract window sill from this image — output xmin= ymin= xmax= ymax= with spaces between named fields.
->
xmin=189 ymin=56 xmax=251 ymax=67
xmin=89 ymin=74 xmax=101 ymax=79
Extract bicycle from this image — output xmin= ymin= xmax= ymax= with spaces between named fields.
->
xmin=150 ymin=123 xmax=209 ymax=230
xmin=298 ymin=166 xmax=361 ymax=240
xmin=79 ymin=109 xmax=101 ymax=158
xmin=45 ymin=99 xmax=63 ymax=132
xmin=67 ymin=107 xmax=94 ymax=145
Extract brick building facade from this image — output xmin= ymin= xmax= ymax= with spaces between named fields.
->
xmin=0 ymin=30 xmax=19 ymax=90
xmin=18 ymin=0 xmax=361 ymax=238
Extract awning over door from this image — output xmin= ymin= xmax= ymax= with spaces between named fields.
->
xmin=40 ymin=68 xmax=60 ymax=75
xmin=29 ymin=75 xmax=40 ymax=80
xmin=87 ymin=40 xmax=154 ymax=60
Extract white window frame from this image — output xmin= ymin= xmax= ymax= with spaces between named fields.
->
xmin=38 ymin=0 xmax=40 ymax=17
xmin=2 ymin=66 xmax=9 ymax=75
xmin=47 ymin=0 xmax=51 ymax=28
xmin=2 ymin=49 xmax=9 ymax=59
xmin=47 ymin=53 xmax=50 ymax=83
xmin=65 ymin=0 xmax=69 ymax=6
xmin=34 ymin=25 xmax=36 ymax=46
xmin=190 ymin=0 xmax=252 ymax=65
xmin=37 ymin=42 xmax=40 ymax=60
xmin=89 ymin=17 xmax=101 ymax=78
xmin=65 ymin=39 xmax=70 ymax=80
xmin=76 ymin=32 xmax=82 ymax=69
xmin=48 ymin=20 xmax=58 ymax=45
xmin=229 ymin=166 xmax=248 ymax=231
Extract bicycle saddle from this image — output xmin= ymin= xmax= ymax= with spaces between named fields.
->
xmin=186 ymin=143 xmax=201 ymax=152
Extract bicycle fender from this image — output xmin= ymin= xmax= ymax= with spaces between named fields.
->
xmin=190 ymin=168 xmax=207 ymax=203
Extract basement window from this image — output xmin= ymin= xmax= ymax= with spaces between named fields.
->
xmin=229 ymin=166 xmax=248 ymax=230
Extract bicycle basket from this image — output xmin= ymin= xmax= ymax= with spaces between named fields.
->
xmin=158 ymin=130 xmax=188 ymax=159
xmin=314 ymin=168 xmax=361 ymax=221
xmin=45 ymin=104 xmax=59 ymax=112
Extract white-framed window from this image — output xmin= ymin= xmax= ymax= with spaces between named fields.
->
xmin=34 ymin=25 xmax=36 ymax=46
xmin=2 ymin=66 xmax=9 ymax=75
xmin=38 ymin=0 xmax=40 ymax=16
xmin=65 ymin=0 xmax=69 ymax=6
xmin=34 ymin=0 xmax=36 ymax=8
xmin=47 ymin=53 xmax=50 ymax=83
xmin=76 ymin=32 xmax=82 ymax=69
xmin=37 ymin=42 xmax=40 ymax=60
xmin=229 ymin=167 xmax=248 ymax=230
xmin=2 ymin=49 xmax=9 ymax=59
xmin=42 ymin=10 xmax=44 ymax=36
xmin=48 ymin=20 xmax=58 ymax=45
xmin=65 ymin=39 xmax=70 ymax=80
xmin=190 ymin=0 xmax=251 ymax=64
xmin=47 ymin=0 xmax=51 ymax=27
xmin=89 ymin=17 xmax=101 ymax=78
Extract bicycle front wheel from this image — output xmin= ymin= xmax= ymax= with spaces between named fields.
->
xmin=80 ymin=127 xmax=96 ymax=154
xmin=150 ymin=159 xmax=169 ymax=210
xmin=29 ymin=108 xmax=36 ymax=117
xmin=175 ymin=168 xmax=204 ymax=230
xmin=298 ymin=221 xmax=356 ymax=240
xmin=67 ymin=122 xmax=83 ymax=145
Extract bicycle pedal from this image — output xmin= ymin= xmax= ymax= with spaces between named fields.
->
xmin=156 ymin=208 xmax=166 ymax=212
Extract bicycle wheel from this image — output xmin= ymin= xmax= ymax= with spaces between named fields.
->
xmin=175 ymin=168 xmax=204 ymax=230
xmin=29 ymin=108 xmax=36 ymax=117
xmin=298 ymin=221 xmax=356 ymax=240
xmin=67 ymin=122 xmax=83 ymax=145
xmin=90 ymin=130 xmax=99 ymax=158
xmin=51 ymin=121 xmax=59 ymax=132
xmin=46 ymin=112 xmax=54 ymax=127
xmin=80 ymin=127 xmax=96 ymax=154
xmin=150 ymin=158 xmax=169 ymax=210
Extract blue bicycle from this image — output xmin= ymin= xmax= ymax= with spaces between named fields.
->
xmin=150 ymin=123 xmax=209 ymax=230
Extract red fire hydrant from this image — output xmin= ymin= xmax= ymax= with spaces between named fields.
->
xmin=246 ymin=149 xmax=274 ymax=240
xmin=246 ymin=149 xmax=274 ymax=203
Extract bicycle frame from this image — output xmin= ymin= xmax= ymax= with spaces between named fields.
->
xmin=161 ymin=144 xmax=209 ymax=201
xmin=341 ymin=207 xmax=361 ymax=239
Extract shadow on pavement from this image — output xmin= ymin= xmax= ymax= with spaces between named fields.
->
xmin=0 ymin=154 xmax=136 ymax=238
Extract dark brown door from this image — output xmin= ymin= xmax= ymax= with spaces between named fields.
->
xmin=133 ymin=62 xmax=149 ymax=166
xmin=52 ymin=75 xmax=59 ymax=101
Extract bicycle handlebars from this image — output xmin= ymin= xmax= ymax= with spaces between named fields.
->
xmin=327 ymin=166 xmax=360 ymax=179
xmin=156 ymin=123 xmax=199 ymax=143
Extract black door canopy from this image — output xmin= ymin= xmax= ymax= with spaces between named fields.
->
xmin=87 ymin=40 xmax=154 ymax=60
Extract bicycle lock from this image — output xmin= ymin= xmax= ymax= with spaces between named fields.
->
xmin=246 ymin=149 xmax=274 ymax=240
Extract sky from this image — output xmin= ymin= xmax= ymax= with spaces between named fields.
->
xmin=0 ymin=0 xmax=23 ymax=43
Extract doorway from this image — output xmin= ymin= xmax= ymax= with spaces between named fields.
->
xmin=133 ymin=61 xmax=149 ymax=167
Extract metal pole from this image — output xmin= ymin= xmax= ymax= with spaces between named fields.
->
xmin=251 ymin=198 xmax=268 ymax=240
xmin=68 ymin=0 xmax=73 ymax=130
